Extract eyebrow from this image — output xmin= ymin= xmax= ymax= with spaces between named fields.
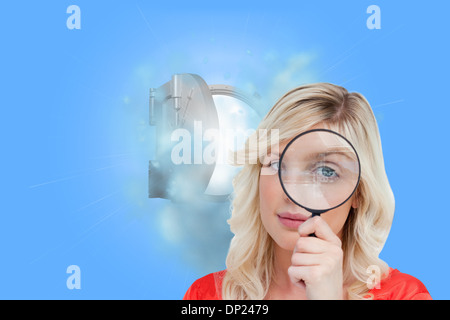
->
xmin=304 ymin=149 xmax=357 ymax=162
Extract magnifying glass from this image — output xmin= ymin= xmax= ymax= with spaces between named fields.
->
xmin=278 ymin=129 xmax=361 ymax=228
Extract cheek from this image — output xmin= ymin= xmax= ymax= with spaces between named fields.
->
xmin=321 ymin=198 xmax=353 ymax=235
xmin=259 ymin=175 xmax=298 ymax=250
xmin=259 ymin=175 xmax=278 ymax=215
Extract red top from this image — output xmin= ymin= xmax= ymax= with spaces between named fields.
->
xmin=183 ymin=268 xmax=431 ymax=300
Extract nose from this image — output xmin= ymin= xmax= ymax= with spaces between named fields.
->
xmin=282 ymin=191 xmax=313 ymax=217
xmin=283 ymin=192 xmax=303 ymax=209
xmin=282 ymin=191 xmax=295 ymax=205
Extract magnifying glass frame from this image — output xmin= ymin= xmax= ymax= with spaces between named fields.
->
xmin=278 ymin=128 xmax=361 ymax=217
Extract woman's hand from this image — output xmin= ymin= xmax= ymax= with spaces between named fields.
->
xmin=287 ymin=215 xmax=344 ymax=300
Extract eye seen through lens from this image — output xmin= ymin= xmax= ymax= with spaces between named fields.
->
xmin=278 ymin=129 xmax=360 ymax=213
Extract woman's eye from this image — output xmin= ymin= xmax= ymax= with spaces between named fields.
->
xmin=260 ymin=159 xmax=281 ymax=176
xmin=318 ymin=166 xmax=336 ymax=177
xmin=315 ymin=166 xmax=339 ymax=181
xmin=270 ymin=161 xmax=280 ymax=171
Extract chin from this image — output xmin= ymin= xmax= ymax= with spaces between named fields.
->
xmin=271 ymin=232 xmax=298 ymax=252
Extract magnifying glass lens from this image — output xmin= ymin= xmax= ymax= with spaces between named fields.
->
xmin=279 ymin=130 xmax=360 ymax=213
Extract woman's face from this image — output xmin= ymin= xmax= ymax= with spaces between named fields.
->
xmin=259 ymin=128 xmax=358 ymax=251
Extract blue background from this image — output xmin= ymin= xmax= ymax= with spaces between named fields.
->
xmin=1 ymin=0 xmax=449 ymax=299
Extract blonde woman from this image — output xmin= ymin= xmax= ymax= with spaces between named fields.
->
xmin=183 ymin=83 xmax=431 ymax=300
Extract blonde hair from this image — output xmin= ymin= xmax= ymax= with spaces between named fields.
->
xmin=222 ymin=83 xmax=395 ymax=300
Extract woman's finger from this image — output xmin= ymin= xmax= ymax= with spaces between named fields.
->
xmin=298 ymin=216 xmax=341 ymax=246
xmin=293 ymin=236 xmax=328 ymax=254
xmin=291 ymin=252 xmax=324 ymax=266
xmin=288 ymin=265 xmax=310 ymax=287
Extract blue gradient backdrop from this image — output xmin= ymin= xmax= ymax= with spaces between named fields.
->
xmin=1 ymin=0 xmax=449 ymax=299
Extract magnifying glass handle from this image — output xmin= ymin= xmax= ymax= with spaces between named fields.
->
xmin=308 ymin=212 xmax=321 ymax=237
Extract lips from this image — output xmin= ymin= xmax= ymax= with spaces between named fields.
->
xmin=277 ymin=212 xmax=309 ymax=229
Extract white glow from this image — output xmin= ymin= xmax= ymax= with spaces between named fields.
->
xmin=204 ymin=95 xmax=260 ymax=196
